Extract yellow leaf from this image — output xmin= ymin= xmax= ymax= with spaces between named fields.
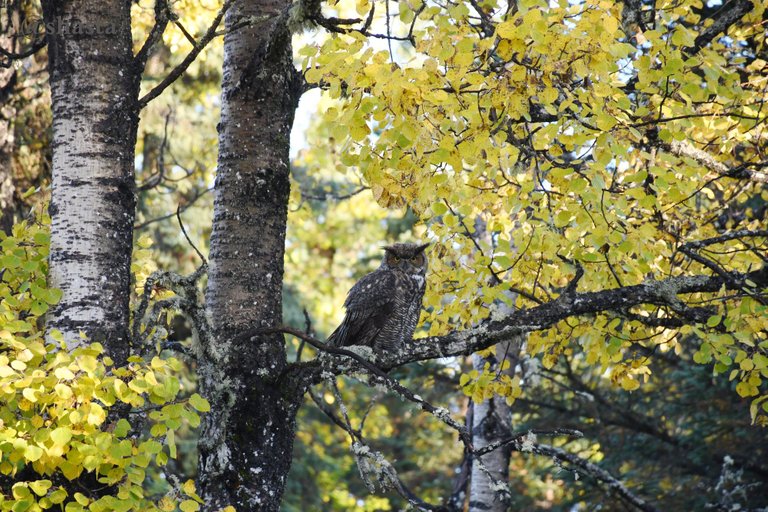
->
xmin=54 ymin=367 xmax=76 ymax=380
xmin=29 ymin=479 xmax=52 ymax=496
xmin=51 ymin=427 xmax=73 ymax=447
xmin=180 ymin=500 xmax=200 ymax=512
xmin=497 ymin=20 xmax=517 ymax=39
xmin=621 ymin=376 xmax=640 ymax=391
xmin=22 ymin=387 xmax=38 ymax=403
xmin=25 ymin=444 xmax=44 ymax=462
xmin=159 ymin=497 xmax=176 ymax=511
xmin=182 ymin=480 xmax=196 ymax=496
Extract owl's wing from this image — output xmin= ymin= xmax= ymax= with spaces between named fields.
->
xmin=326 ymin=270 xmax=397 ymax=348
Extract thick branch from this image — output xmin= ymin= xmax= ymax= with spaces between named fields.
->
xmin=686 ymin=0 xmax=754 ymax=56
xmin=667 ymin=140 xmax=768 ymax=184
xmin=392 ymin=267 xmax=767 ymax=367
xmin=292 ymin=265 xmax=768 ymax=386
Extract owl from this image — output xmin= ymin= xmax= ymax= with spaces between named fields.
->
xmin=327 ymin=242 xmax=429 ymax=355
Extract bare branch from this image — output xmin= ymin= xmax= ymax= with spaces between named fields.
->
xmin=308 ymin=385 xmax=363 ymax=441
xmin=300 ymin=186 xmax=369 ymax=201
xmin=137 ymin=110 xmax=173 ymax=192
xmin=264 ymin=326 xmax=475 ymax=446
xmin=681 ymin=230 xmax=768 ymax=249
xmin=0 ymin=37 xmax=46 ymax=67
xmin=473 ymin=428 xmax=583 ymax=457
xmin=134 ymin=0 xmax=170 ymax=72
xmin=176 ymin=205 xmax=207 ymax=265
xmin=526 ymin=442 xmax=660 ymax=512
xmin=137 ymin=0 xmax=234 ymax=109
xmin=133 ymin=186 xmax=213 ymax=230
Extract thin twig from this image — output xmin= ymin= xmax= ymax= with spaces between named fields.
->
xmin=134 ymin=186 xmax=213 ymax=230
xmin=177 ymin=205 xmax=207 ymax=264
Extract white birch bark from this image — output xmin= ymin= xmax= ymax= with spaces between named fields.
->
xmin=0 ymin=27 xmax=15 ymax=234
xmin=469 ymin=335 xmax=521 ymax=512
xmin=469 ymin=215 xmax=521 ymax=512
xmin=42 ymin=0 xmax=138 ymax=363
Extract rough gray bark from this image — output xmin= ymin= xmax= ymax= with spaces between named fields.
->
xmin=198 ymin=0 xmax=302 ymax=509
xmin=41 ymin=0 xmax=138 ymax=363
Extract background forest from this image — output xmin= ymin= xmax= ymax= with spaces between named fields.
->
xmin=1 ymin=0 xmax=767 ymax=510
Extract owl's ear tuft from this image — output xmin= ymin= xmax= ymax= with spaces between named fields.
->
xmin=415 ymin=242 xmax=430 ymax=254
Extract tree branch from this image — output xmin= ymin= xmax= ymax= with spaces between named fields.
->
xmin=0 ymin=38 xmax=47 ymax=67
xmin=134 ymin=0 xmax=170 ymax=72
xmin=685 ymin=0 xmax=754 ymax=56
xmin=527 ymin=442 xmax=660 ymax=512
xmin=473 ymin=428 xmax=583 ymax=458
xmin=133 ymin=186 xmax=213 ymax=230
xmin=137 ymin=0 xmax=234 ymax=109
xmin=290 ymin=264 xmax=768 ymax=385
xmin=666 ymin=140 xmax=768 ymax=184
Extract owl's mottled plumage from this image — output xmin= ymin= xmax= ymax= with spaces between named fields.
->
xmin=327 ymin=242 xmax=429 ymax=354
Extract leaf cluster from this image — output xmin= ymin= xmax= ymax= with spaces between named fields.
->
xmin=0 ymin=218 xmax=209 ymax=512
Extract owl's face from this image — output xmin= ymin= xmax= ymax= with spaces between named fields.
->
xmin=381 ymin=242 xmax=429 ymax=276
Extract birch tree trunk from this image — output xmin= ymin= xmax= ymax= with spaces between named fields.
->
xmin=469 ymin=337 xmax=520 ymax=512
xmin=198 ymin=1 xmax=302 ymax=509
xmin=41 ymin=0 xmax=138 ymax=363
xmin=0 ymin=20 xmax=16 ymax=235
xmin=467 ymin=219 xmax=522 ymax=511
xmin=0 ymin=62 xmax=14 ymax=235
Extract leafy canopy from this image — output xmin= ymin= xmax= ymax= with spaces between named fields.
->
xmin=298 ymin=0 xmax=768 ymax=420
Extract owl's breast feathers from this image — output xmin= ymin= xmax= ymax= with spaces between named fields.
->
xmin=327 ymin=268 xmax=426 ymax=353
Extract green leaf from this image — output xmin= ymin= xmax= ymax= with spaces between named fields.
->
xmin=24 ymin=444 xmax=44 ymax=462
xmin=51 ymin=427 xmax=73 ymax=447
xmin=29 ymin=480 xmax=52 ymax=496
xmin=167 ymin=429 xmax=177 ymax=459
xmin=180 ymin=500 xmax=200 ymax=512
xmin=49 ymin=488 xmax=67 ymax=504
xmin=11 ymin=500 xmax=32 ymax=512
xmin=114 ymin=418 xmax=131 ymax=437
xmin=189 ymin=393 xmax=210 ymax=412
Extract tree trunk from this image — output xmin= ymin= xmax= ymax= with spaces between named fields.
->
xmin=41 ymin=0 xmax=138 ymax=363
xmin=0 ymin=28 xmax=16 ymax=234
xmin=465 ymin=219 xmax=521 ymax=511
xmin=469 ymin=338 xmax=520 ymax=512
xmin=199 ymin=1 xmax=301 ymax=509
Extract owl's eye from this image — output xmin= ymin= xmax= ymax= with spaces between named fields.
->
xmin=410 ymin=254 xmax=424 ymax=266
xmin=387 ymin=253 xmax=400 ymax=265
